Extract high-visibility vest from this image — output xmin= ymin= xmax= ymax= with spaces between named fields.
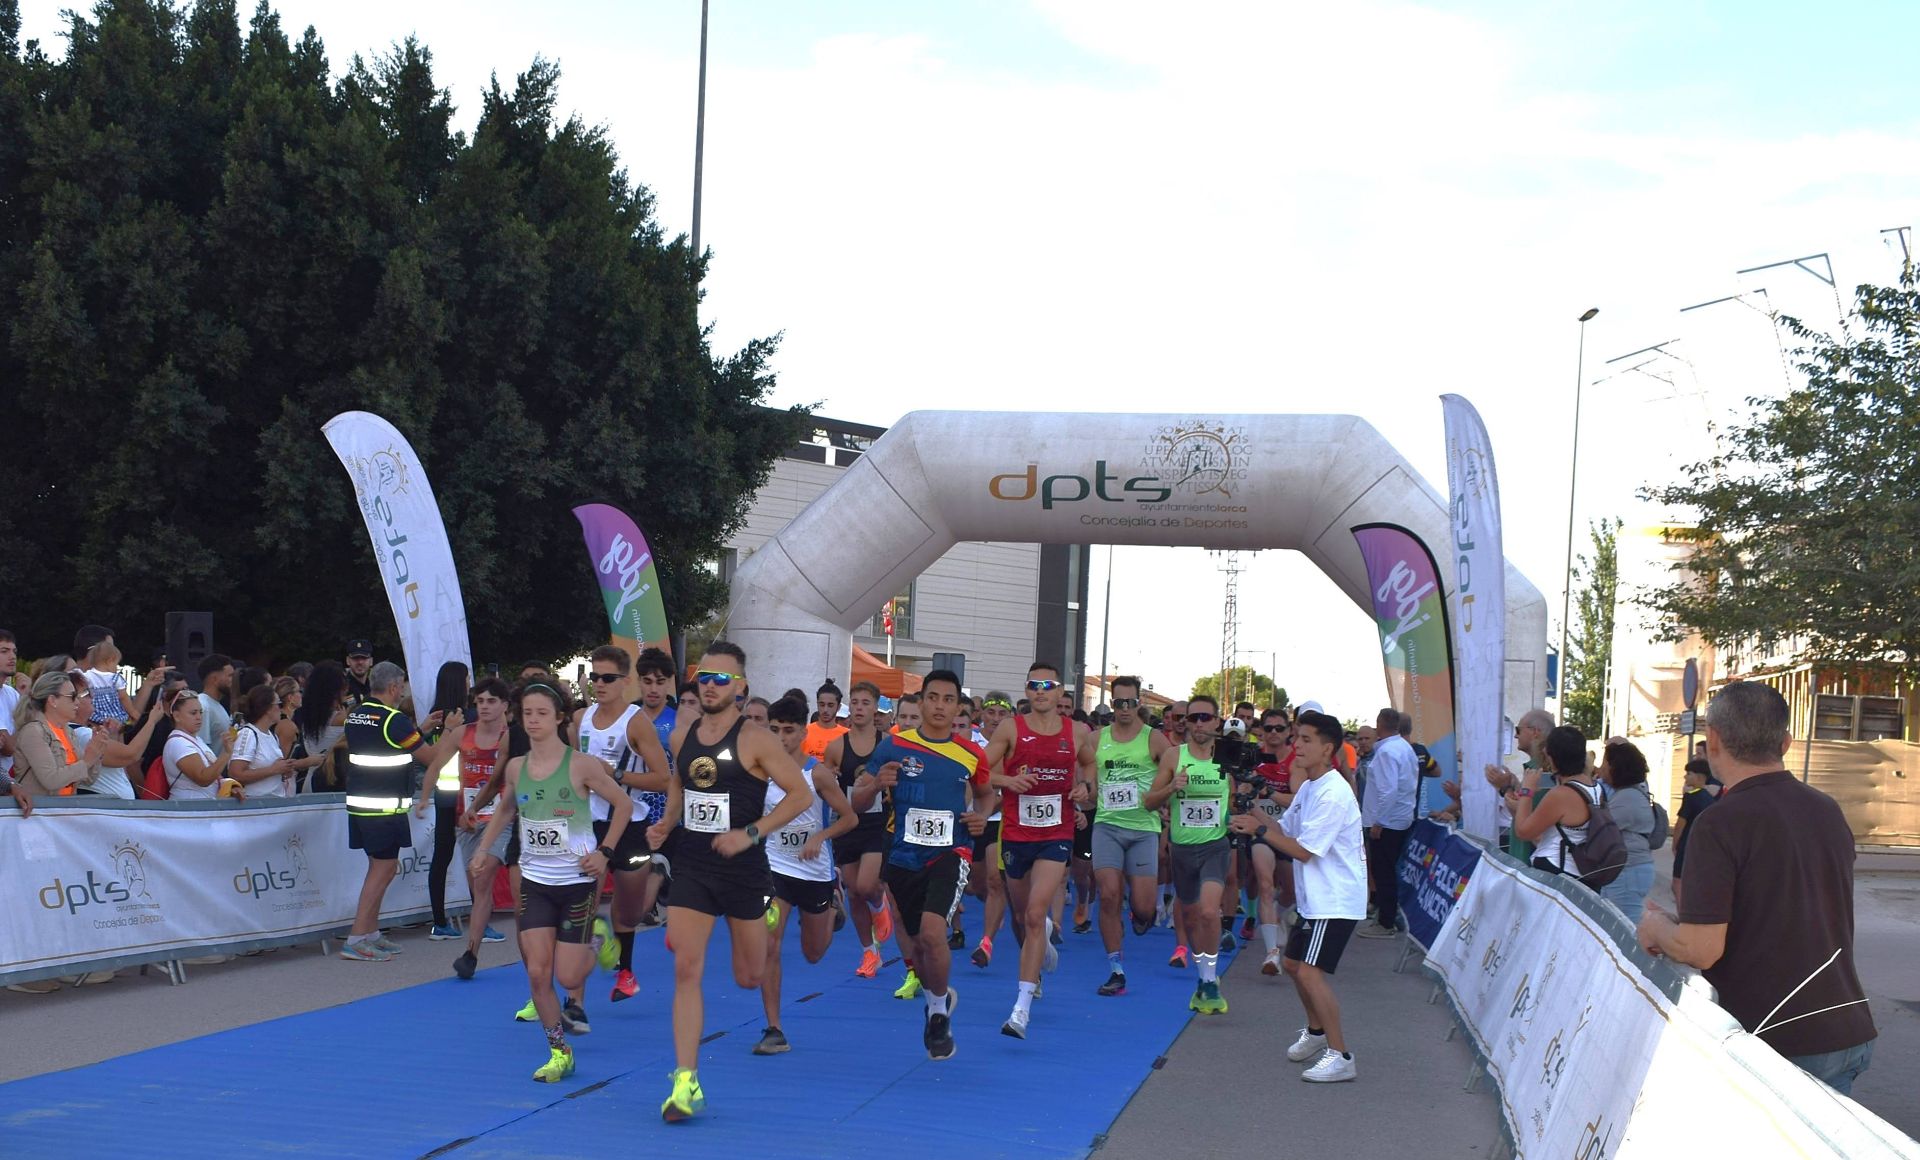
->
xmin=342 ymin=699 xmax=420 ymax=816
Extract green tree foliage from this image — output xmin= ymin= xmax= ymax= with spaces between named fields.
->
xmin=1643 ymin=278 xmax=1920 ymax=677
xmin=1562 ymin=518 xmax=1619 ymax=738
xmin=1189 ymin=666 xmax=1282 ymax=710
xmin=0 ymin=0 xmax=803 ymax=666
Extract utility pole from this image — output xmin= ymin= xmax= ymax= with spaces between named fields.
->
xmin=690 ymin=0 xmax=710 ymax=258
xmin=1213 ymin=551 xmax=1242 ymax=707
xmin=1097 ymin=544 xmax=1114 ymax=708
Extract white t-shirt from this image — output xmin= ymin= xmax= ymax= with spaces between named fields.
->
xmin=197 ymin=692 xmax=232 ymax=751
xmin=69 ymin=725 xmax=134 ymax=800
xmin=164 ymin=730 xmax=220 ymax=800
xmin=231 ymin=722 xmax=290 ymax=798
xmin=1282 ymin=770 xmax=1367 ymax=921
xmin=0 ymin=683 xmax=20 ymax=779
xmin=765 ymin=759 xmax=832 ymax=882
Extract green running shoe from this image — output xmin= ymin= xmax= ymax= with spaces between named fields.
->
xmin=660 ymin=1068 xmax=705 ymax=1122
xmin=532 ymin=1045 xmax=575 ymax=1083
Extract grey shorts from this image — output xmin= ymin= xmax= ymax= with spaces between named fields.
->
xmin=458 ymin=823 xmax=511 ymax=867
xmin=1091 ymin=823 xmax=1160 ymax=877
xmin=1170 ymin=837 xmax=1232 ymax=903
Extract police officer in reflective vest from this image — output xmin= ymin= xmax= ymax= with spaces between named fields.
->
xmin=339 ymin=660 xmax=464 ymax=962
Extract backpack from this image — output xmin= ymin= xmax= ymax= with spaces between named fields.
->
xmin=1557 ymin=781 xmax=1627 ymax=888
xmin=1645 ymin=788 xmax=1670 ymax=850
xmin=139 ymin=753 xmax=171 ymax=800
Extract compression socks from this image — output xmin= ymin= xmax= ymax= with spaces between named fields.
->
xmin=1196 ymin=952 xmax=1219 ymax=983
xmin=924 ymin=989 xmax=949 ymax=1016
xmin=617 ymin=931 xmax=636 ymax=971
xmin=1261 ymin=924 xmax=1281 ymax=954
xmin=545 ymin=1023 xmax=567 ymax=1050
xmin=1014 ymin=980 xmax=1036 ymax=1017
xmin=1108 ymin=951 xmax=1124 ymax=973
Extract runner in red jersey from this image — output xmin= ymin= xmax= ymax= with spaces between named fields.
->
xmin=982 ymin=660 xmax=1086 ymax=1039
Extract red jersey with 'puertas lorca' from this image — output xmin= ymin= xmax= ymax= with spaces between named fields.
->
xmin=1000 ymin=714 xmax=1077 ymax=843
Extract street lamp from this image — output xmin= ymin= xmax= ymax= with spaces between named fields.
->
xmin=1558 ymin=307 xmax=1599 ymax=722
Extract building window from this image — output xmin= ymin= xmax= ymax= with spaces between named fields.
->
xmin=871 ymin=583 xmax=914 ymax=639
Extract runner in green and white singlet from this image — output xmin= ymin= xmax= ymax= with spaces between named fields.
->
xmin=1159 ymin=694 xmax=1232 ymax=1015
xmin=1076 ymin=676 xmax=1171 ymax=996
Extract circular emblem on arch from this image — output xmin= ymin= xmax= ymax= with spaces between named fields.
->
xmin=688 ymin=755 xmax=719 ymax=789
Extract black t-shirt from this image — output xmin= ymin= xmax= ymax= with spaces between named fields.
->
xmin=1677 ymin=772 xmax=1875 ymax=1056
xmin=1671 ymin=786 xmax=1715 ymax=873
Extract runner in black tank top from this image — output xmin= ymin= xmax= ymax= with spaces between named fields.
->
xmin=826 ymin=683 xmax=895 ymax=979
xmin=673 ymin=717 xmax=771 ymax=881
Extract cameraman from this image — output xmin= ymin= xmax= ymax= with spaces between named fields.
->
xmin=1242 ymin=708 xmax=1295 ymax=971
xmin=1228 ymin=709 xmax=1365 ymax=1083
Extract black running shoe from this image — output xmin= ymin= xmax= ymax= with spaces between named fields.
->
xmin=752 ymin=1026 xmax=790 ymax=1055
xmin=948 ymin=926 xmax=966 ymax=950
xmin=1072 ymin=919 xmax=1093 ymax=935
xmin=1131 ymin=914 xmax=1155 ymax=936
xmin=1049 ymin=925 xmax=1064 ymax=948
xmin=452 ymin=949 xmax=477 ymax=980
xmin=1219 ymin=932 xmax=1237 ymax=953
xmin=925 ymin=1012 xmax=955 ymax=1059
xmin=562 ymin=1000 xmax=591 ymax=1035
xmin=1097 ymin=971 xmax=1127 ymax=997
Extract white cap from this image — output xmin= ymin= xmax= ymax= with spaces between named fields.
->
xmin=1297 ymin=700 xmax=1324 ymax=715
xmin=836 ymin=703 xmax=850 ymax=719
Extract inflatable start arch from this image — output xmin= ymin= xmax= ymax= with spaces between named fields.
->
xmin=727 ymin=412 xmax=1547 ymax=722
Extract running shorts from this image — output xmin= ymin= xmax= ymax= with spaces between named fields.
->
xmin=1092 ymin=823 xmax=1158 ymax=877
xmin=772 ymin=872 xmax=836 ymax=915
xmin=833 ymin=823 xmax=887 ymax=864
xmin=971 ymin=817 xmax=1002 ymax=864
xmin=348 ymin=814 xmax=410 ymax=861
xmin=1286 ymin=916 xmax=1357 ymax=974
xmin=1001 ymin=838 xmax=1072 ymax=880
xmin=458 ymin=824 xmax=511 ymax=867
xmin=518 ymin=878 xmax=598 ymax=942
xmin=882 ymin=852 xmax=971 ymax=937
xmin=669 ymin=867 xmax=773 ymax=922
xmin=1170 ymin=836 xmax=1232 ymax=903
xmin=593 ymin=817 xmax=652 ymax=873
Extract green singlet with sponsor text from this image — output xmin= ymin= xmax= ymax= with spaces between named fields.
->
xmin=1095 ymin=727 xmax=1160 ymax=833
xmin=1168 ymin=745 xmax=1229 ymax=845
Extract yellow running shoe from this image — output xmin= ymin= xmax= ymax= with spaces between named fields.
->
xmin=513 ymin=999 xmax=538 ymax=1022
xmin=893 ymin=969 xmax=922 ymax=1000
xmin=661 ymin=1067 xmax=705 ymax=1122
xmin=533 ymin=1045 xmax=575 ymax=1083
xmin=764 ymin=902 xmax=781 ymax=931
xmin=593 ymin=918 xmax=618 ymax=971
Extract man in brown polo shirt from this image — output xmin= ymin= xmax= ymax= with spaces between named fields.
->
xmin=1637 ymin=682 xmax=1876 ymax=1095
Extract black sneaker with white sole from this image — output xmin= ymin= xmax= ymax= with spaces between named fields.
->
xmin=924 ymin=987 xmax=958 ymax=1060
xmin=452 ymin=949 xmax=477 ymax=980
xmin=562 ymin=1000 xmax=591 ymax=1035
xmin=752 ymin=1026 xmax=790 ymax=1055
xmin=1097 ymin=971 xmax=1127 ymax=996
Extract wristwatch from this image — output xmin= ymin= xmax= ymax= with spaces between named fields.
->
xmin=594 ymin=845 xmax=614 ymax=861
xmin=744 ymin=823 xmax=764 ymax=845
xmin=1256 ymin=823 xmax=1270 ymax=842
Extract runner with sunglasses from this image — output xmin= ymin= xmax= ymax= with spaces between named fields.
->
xmin=649 ymin=642 xmax=816 ymax=1122
xmin=1159 ymin=693 xmax=1232 ymax=1015
xmin=572 ymin=646 xmax=673 ymax=1010
xmin=1078 ymin=676 xmax=1172 ymax=996
xmin=983 ymin=661 xmax=1086 ymax=1040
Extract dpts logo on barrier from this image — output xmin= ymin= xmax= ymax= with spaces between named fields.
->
xmin=38 ymin=838 xmax=163 ymax=929
xmin=233 ymin=834 xmax=320 ymax=902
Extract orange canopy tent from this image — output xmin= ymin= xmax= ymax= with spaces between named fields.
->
xmin=852 ymin=644 xmax=922 ymax=699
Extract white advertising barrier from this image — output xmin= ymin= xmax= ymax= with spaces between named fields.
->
xmin=0 ymin=798 xmax=468 ymax=984
xmin=1441 ymin=393 xmax=1506 ymax=842
xmin=1429 ymin=854 xmax=1918 ymax=1158
xmin=323 ymin=410 xmax=473 ymax=690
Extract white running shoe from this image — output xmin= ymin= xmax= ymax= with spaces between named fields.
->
xmin=1302 ymin=1048 xmax=1357 ymax=1083
xmin=1042 ymin=918 xmax=1059 ymax=974
xmin=1261 ymin=950 xmax=1282 ymax=976
xmin=1286 ymin=1027 xmax=1329 ymax=1062
xmin=1001 ymin=1007 xmax=1029 ymax=1039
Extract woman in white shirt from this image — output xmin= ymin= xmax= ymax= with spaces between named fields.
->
xmin=229 ymin=685 xmax=295 ymax=798
xmin=163 ymin=690 xmax=233 ymax=801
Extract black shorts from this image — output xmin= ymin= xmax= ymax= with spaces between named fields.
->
xmin=1001 ymin=838 xmax=1072 ymax=880
xmin=505 ymin=825 xmax=520 ymax=868
xmin=1285 ymin=917 xmax=1357 ymax=974
xmin=834 ymin=821 xmax=888 ymax=864
xmin=971 ymin=817 xmax=1002 ymax=863
xmin=882 ymin=853 xmax=972 ymax=938
xmin=593 ymin=818 xmax=652 ymax=873
xmin=1073 ymin=809 xmax=1094 ymax=860
xmin=669 ymin=864 xmax=773 ymax=922
xmin=518 ymin=878 xmax=599 ymax=942
xmin=348 ymin=814 xmax=410 ymax=861
xmin=772 ymin=872 xmax=836 ymax=915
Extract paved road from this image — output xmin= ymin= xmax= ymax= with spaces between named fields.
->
xmin=6 ymin=852 xmax=1916 ymax=1151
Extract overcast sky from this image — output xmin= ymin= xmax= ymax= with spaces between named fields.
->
xmin=21 ymin=1 xmax=1917 ymax=715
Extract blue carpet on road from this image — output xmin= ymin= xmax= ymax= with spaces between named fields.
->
xmin=0 ymin=911 xmax=1241 ymax=1159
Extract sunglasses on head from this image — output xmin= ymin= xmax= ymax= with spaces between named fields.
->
xmin=1112 ymin=698 xmax=1139 ymax=710
xmin=588 ymin=672 xmax=624 ymax=685
xmin=1186 ymin=712 xmax=1218 ymax=724
xmin=983 ymin=698 xmax=1012 ymax=710
xmin=1026 ymin=679 xmax=1061 ymax=692
xmin=695 ymin=670 xmax=737 ymax=687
